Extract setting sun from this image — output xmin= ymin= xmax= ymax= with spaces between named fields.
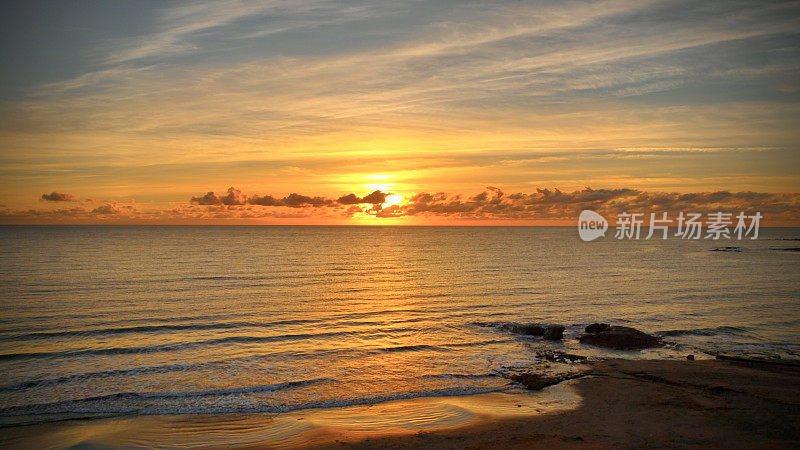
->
xmin=382 ymin=193 xmax=404 ymax=209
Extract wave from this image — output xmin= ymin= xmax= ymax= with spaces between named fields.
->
xmin=0 ymin=312 xmax=257 ymax=334
xmin=0 ymin=339 xmax=514 ymax=393
xmin=373 ymin=339 xmax=513 ymax=355
xmin=472 ymin=321 xmax=548 ymax=335
xmin=0 ymin=384 xmax=512 ymax=420
xmin=420 ymin=372 xmax=499 ymax=380
xmin=378 ymin=344 xmax=438 ymax=353
xmin=0 ymin=378 xmax=330 ymax=416
xmin=658 ymin=326 xmax=750 ymax=337
xmin=0 ymin=319 xmax=321 ymax=341
xmin=0 ymin=330 xmax=369 ymax=361
xmin=0 ymin=361 xmax=216 ymax=393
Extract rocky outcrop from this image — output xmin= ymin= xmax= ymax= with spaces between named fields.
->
xmin=585 ymin=323 xmax=610 ymax=333
xmin=543 ymin=325 xmax=565 ymax=341
xmin=514 ymin=324 xmax=545 ymax=336
xmin=474 ymin=322 xmax=545 ymax=336
xmin=579 ymin=325 xmax=660 ymax=349
xmin=505 ymin=372 xmax=566 ymax=390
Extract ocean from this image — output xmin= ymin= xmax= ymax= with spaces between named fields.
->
xmin=0 ymin=226 xmax=798 ymax=427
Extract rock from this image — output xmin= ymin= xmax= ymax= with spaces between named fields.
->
xmin=585 ymin=323 xmax=611 ymax=333
xmin=498 ymin=323 xmax=544 ymax=336
xmin=535 ymin=350 xmax=588 ymax=363
xmin=477 ymin=322 xmax=545 ymax=336
xmin=516 ymin=324 xmax=545 ymax=336
xmin=543 ymin=325 xmax=565 ymax=340
xmin=503 ymin=367 xmax=588 ymax=390
xmin=687 ymin=354 xmax=695 ymax=360
xmin=578 ymin=326 xmax=660 ymax=349
xmin=505 ymin=372 xmax=565 ymax=390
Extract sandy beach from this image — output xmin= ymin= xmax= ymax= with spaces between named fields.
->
xmin=2 ymin=357 xmax=798 ymax=449
xmin=343 ymin=358 xmax=800 ymax=449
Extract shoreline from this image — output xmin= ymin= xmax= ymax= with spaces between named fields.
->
xmin=2 ymin=358 xmax=799 ymax=448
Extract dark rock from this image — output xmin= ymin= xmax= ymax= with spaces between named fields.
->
xmin=578 ymin=326 xmax=660 ymax=349
xmin=585 ymin=323 xmax=611 ymax=333
xmin=515 ymin=324 xmax=545 ymax=336
xmin=496 ymin=323 xmax=544 ymax=336
xmin=477 ymin=322 xmax=546 ymax=336
xmin=506 ymin=372 xmax=565 ymax=390
xmin=687 ymin=354 xmax=695 ymax=360
xmin=543 ymin=325 xmax=565 ymax=340
xmin=536 ymin=350 xmax=588 ymax=363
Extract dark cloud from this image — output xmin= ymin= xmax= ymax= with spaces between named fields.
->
xmin=336 ymin=193 xmax=362 ymax=205
xmin=393 ymin=187 xmax=800 ymax=221
xmin=191 ymin=188 xmax=334 ymax=208
xmin=179 ymin=186 xmax=800 ymax=222
xmin=190 ymin=191 xmax=223 ymax=205
xmin=41 ymin=192 xmax=77 ymax=202
xmin=247 ymin=194 xmax=281 ymax=206
xmin=282 ymin=193 xmax=332 ymax=207
xmin=249 ymin=193 xmax=332 ymax=207
xmin=337 ymin=190 xmax=389 ymax=206
xmin=190 ymin=187 xmax=246 ymax=205
xmin=360 ymin=190 xmax=389 ymax=205
xmin=220 ymin=187 xmax=247 ymax=205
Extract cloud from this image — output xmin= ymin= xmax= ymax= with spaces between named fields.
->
xmin=0 ymin=200 xmax=142 ymax=223
xmin=41 ymin=192 xmax=77 ymax=202
xmin=5 ymin=186 xmax=800 ymax=224
xmin=393 ymin=187 xmax=800 ymax=221
xmin=192 ymin=188 xmax=333 ymax=208
xmin=91 ymin=201 xmax=137 ymax=215
xmin=246 ymin=194 xmax=282 ymax=206
xmin=190 ymin=187 xmax=247 ymax=205
xmin=281 ymin=193 xmax=332 ymax=207
xmin=182 ymin=186 xmax=800 ymax=222
xmin=336 ymin=193 xmax=362 ymax=205
xmin=337 ymin=190 xmax=389 ymax=206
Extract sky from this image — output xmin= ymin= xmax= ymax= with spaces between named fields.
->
xmin=0 ymin=0 xmax=798 ymax=224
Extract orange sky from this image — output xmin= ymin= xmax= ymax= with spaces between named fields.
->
xmin=0 ymin=1 xmax=798 ymax=225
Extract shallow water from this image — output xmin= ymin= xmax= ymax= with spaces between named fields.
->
xmin=0 ymin=226 xmax=798 ymax=425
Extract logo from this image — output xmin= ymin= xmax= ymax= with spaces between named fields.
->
xmin=577 ymin=210 xmax=762 ymax=241
xmin=578 ymin=210 xmax=608 ymax=241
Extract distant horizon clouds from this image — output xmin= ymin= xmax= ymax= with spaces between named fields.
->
xmin=1 ymin=185 xmax=797 ymax=225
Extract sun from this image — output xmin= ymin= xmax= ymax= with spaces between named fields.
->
xmin=363 ymin=177 xmax=404 ymax=210
xmin=382 ymin=193 xmax=403 ymax=208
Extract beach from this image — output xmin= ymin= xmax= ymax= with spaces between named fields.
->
xmin=1 ymin=357 xmax=798 ymax=448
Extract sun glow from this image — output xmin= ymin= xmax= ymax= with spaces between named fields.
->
xmin=382 ymin=193 xmax=403 ymax=208
xmin=362 ymin=179 xmax=404 ymax=211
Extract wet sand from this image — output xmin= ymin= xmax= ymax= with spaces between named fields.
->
xmin=334 ymin=358 xmax=800 ymax=449
xmin=2 ymin=358 xmax=799 ymax=449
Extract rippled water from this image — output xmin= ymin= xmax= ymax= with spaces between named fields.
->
xmin=0 ymin=226 xmax=798 ymax=425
